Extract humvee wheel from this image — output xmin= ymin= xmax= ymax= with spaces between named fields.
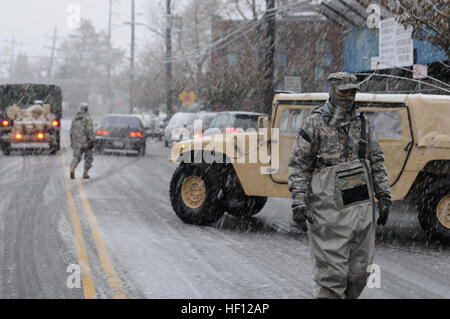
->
xmin=170 ymin=163 xmax=225 ymax=225
xmin=226 ymin=196 xmax=267 ymax=218
xmin=181 ymin=176 xmax=206 ymax=208
xmin=418 ymin=177 xmax=450 ymax=242
xmin=2 ymin=143 xmax=11 ymax=155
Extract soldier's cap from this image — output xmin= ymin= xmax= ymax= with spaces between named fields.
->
xmin=328 ymin=72 xmax=360 ymax=91
xmin=80 ymin=102 xmax=89 ymax=111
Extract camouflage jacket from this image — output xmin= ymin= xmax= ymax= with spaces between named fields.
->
xmin=70 ymin=110 xmax=94 ymax=148
xmin=288 ymin=101 xmax=391 ymax=207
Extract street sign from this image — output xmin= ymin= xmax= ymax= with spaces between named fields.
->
xmin=413 ymin=64 xmax=428 ymax=79
xmin=373 ymin=18 xmax=413 ymax=70
xmin=284 ymin=76 xmax=302 ymax=92
xmin=179 ymin=91 xmax=197 ymax=107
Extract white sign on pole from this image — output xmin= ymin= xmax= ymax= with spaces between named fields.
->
xmin=372 ymin=18 xmax=413 ymax=70
xmin=413 ymin=64 xmax=428 ymax=79
xmin=284 ymin=76 xmax=302 ymax=92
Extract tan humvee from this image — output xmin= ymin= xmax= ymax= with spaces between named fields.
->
xmin=169 ymin=93 xmax=450 ymax=241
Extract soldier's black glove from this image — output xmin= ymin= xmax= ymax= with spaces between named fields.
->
xmin=292 ymin=205 xmax=316 ymax=232
xmin=87 ymin=140 xmax=95 ymax=149
xmin=377 ymin=196 xmax=392 ymax=226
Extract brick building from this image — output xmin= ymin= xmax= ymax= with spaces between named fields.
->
xmin=210 ymin=12 xmax=343 ymax=98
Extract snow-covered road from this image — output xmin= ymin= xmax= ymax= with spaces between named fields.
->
xmin=0 ymin=120 xmax=448 ymax=299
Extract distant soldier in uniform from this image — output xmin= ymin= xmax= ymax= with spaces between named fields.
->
xmin=288 ymin=72 xmax=392 ymax=299
xmin=70 ymin=103 xmax=94 ymax=179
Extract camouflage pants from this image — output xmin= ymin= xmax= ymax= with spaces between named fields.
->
xmin=71 ymin=146 xmax=94 ymax=171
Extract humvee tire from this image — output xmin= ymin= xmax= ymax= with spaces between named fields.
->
xmin=170 ymin=163 xmax=225 ymax=225
xmin=417 ymin=176 xmax=450 ymax=242
xmin=2 ymin=142 xmax=11 ymax=155
xmin=226 ymin=196 xmax=267 ymax=218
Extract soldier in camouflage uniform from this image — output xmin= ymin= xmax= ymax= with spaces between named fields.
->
xmin=70 ymin=103 xmax=95 ymax=179
xmin=288 ymin=72 xmax=392 ymax=299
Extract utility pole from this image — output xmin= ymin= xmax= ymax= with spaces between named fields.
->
xmin=166 ymin=0 xmax=173 ymax=116
xmin=9 ymin=35 xmax=16 ymax=77
xmin=47 ymin=26 xmax=57 ymax=80
xmin=107 ymin=0 xmax=113 ymax=112
xmin=264 ymin=0 xmax=276 ymax=115
xmin=129 ymin=0 xmax=136 ymax=113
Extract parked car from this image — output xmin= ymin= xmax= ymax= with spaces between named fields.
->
xmin=204 ymin=111 xmax=266 ymax=136
xmin=95 ymin=114 xmax=147 ymax=156
xmin=190 ymin=111 xmax=217 ymax=139
xmin=163 ymin=112 xmax=195 ymax=147
xmin=139 ymin=114 xmax=160 ymax=138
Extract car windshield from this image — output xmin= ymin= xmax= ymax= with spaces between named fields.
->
xmin=168 ymin=113 xmax=194 ymax=126
xmin=232 ymin=114 xmax=261 ymax=130
xmin=194 ymin=113 xmax=216 ymax=129
xmin=101 ymin=116 xmax=142 ymax=128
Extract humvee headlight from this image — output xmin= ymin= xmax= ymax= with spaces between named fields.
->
xmin=15 ymin=133 xmax=23 ymax=140
xmin=36 ymin=132 xmax=44 ymax=140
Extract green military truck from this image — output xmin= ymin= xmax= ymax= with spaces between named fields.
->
xmin=169 ymin=93 xmax=450 ymax=241
xmin=0 ymin=84 xmax=62 ymax=155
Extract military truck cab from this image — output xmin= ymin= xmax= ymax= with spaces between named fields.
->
xmin=0 ymin=84 xmax=62 ymax=155
xmin=169 ymin=93 xmax=450 ymax=241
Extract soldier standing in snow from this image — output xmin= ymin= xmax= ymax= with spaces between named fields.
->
xmin=70 ymin=103 xmax=95 ymax=179
xmin=288 ymin=72 xmax=392 ymax=299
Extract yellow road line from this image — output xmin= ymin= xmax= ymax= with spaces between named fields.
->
xmin=61 ymin=139 xmax=126 ymax=298
xmin=76 ymin=178 xmax=127 ymax=299
xmin=60 ymin=153 xmax=97 ymax=299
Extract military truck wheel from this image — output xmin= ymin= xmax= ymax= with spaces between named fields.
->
xmin=2 ymin=143 xmax=11 ymax=155
xmin=170 ymin=163 xmax=225 ymax=225
xmin=49 ymin=146 xmax=57 ymax=155
xmin=226 ymin=196 xmax=267 ymax=218
xmin=418 ymin=177 xmax=450 ymax=242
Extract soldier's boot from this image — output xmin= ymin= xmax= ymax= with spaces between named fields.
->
xmin=83 ymin=169 xmax=90 ymax=179
xmin=70 ymin=166 xmax=75 ymax=180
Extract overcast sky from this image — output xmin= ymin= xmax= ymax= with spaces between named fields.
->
xmin=0 ymin=0 xmax=176 ymax=61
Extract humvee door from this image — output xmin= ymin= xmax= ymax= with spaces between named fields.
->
xmin=270 ymin=101 xmax=413 ymax=187
xmin=360 ymin=103 xmax=413 ymax=186
xmin=270 ymin=103 xmax=316 ymax=183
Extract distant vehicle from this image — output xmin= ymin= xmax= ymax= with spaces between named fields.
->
xmin=204 ymin=111 xmax=266 ymax=136
xmin=0 ymin=83 xmax=62 ymax=155
xmin=169 ymin=93 xmax=450 ymax=241
xmin=139 ymin=114 xmax=160 ymax=138
xmin=163 ymin=112 xmax=195 ymax=147
xmin=190 ymin=111 xmax=217 ymax=139
xmin=95 ymin=114 xmax=146 ymax=156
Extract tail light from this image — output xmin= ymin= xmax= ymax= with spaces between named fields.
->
xmin=36 ymin=132 xmax=45 ymax=140
xmin=15 ymin=133 xmax=23 ymax=140
xmin=52 ymin=120 xmax=60 ymax=127
xmin=225 ymin=127 xmax=238 ymax=133
xmin=129 ymin=132 xmax=143 ymax=138
xmin=2 ymin=120 xmax=9 ymax=126
xmin=97 ymin=130 xmax=109 ymax=136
